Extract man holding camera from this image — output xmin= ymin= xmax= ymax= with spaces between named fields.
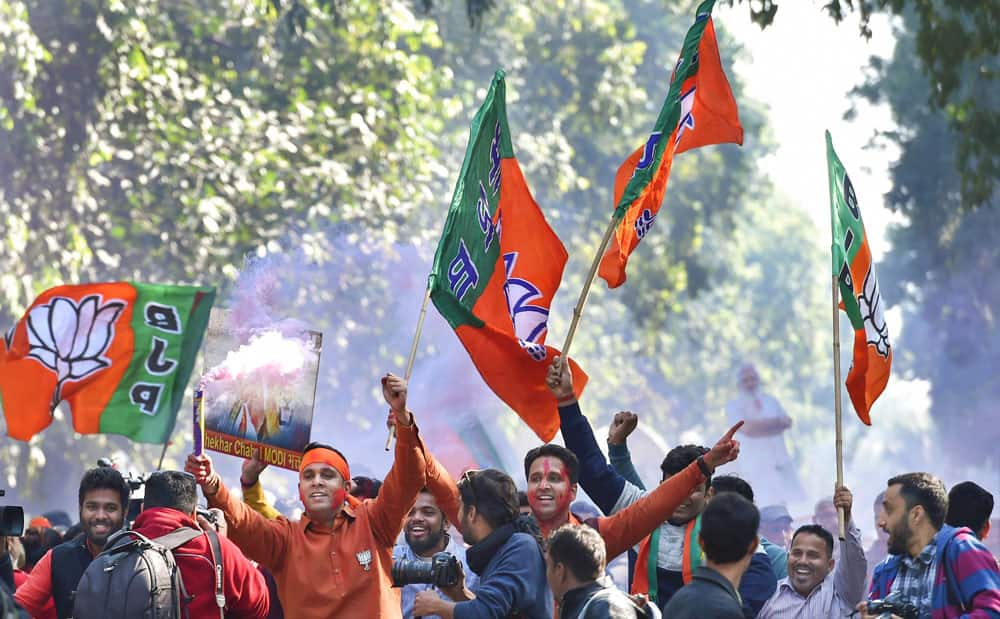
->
xmin=858 ymin=473 xmax=1000 ymax=619
xmin=393 ymin=488 xmax=478 ymax=619
xmin=186 ymin=373 xmax=427 ymax=619
xmin=15 ymin=467 xmax=130 ymax=618
xmin=413 ymin=469 xmax=552 ymax=618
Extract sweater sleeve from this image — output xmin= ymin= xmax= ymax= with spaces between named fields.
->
xmin=12 ymin=549 xmax=53 ymax=617
xmin=557 ymin=401 xmax=629 ymax=514
xmin=206 ymin=478 xmax=291 ymax=572
xmin=596 ymin=460 xmax=704 ymax=558
xmin=947 ymin=532 xmax=1000 ymax=619
xmin=220 ymin=535 xmax=271 ymax=619
xmin=834 ymin=519 xmax=868 ymax=609
xmin=241 ymin=480 xmax=282 ymax=520
xmin=738 ymin=551 xmax=778 ymax=619
xmin=607 ymin=441 xmax=647 ymax=491
xmin=453 ymin=536 xmax=549 ymax=619
xmin=368 ymin=417 xmax=427 ymax=547
xmin=424 ymin=448 xmax=461 ymax=528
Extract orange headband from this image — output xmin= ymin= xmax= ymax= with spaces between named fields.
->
xmin=299 ymin=448 xmax=350 ymax=482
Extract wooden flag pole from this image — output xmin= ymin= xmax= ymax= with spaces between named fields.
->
xmin=832 ymin=274 xmax=847 ymax=540
xmin=561 ymin=216 xmax=619 ymax=361
xmin=386 ymin=286 xmax=432 ymax=451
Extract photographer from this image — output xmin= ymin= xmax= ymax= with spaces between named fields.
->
xmin=15 ymin=467 xmax=129 ymax=619
xmin=393 ymin=488 xmax=478 ymax=619
xmin=412 ymin=469 xmax=551 ymax=619
xmin=858 ymin=473 xmax=1000 ymax=618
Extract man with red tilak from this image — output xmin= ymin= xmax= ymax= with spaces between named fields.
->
xmin=186 ymin=373 xmax=426 ymax=619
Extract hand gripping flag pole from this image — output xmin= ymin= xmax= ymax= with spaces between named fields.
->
xmin=385 ymin=286 xmax=432 ymax=450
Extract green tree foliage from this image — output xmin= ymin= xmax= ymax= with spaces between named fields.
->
xmin=725 ymin=0 xmax=1000 ymax=207
xmin=1 ymin=0 xmax=833 ymax=508
xmin=853 ymin=12 xmax=1000 ymax=462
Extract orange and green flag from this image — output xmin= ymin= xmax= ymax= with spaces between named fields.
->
xmin=599 ymin=0 xmax=743 ymax=288
xmin=827 ymin=131 xmax=891 ymax=425
xmin=429 ymin=70 xmax=587 ymax=442
xmin=1 ymin=282 xmax=215 ymax=442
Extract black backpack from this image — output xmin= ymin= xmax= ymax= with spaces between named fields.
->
xmin=72 ymin=526 xmax=225 ymax=619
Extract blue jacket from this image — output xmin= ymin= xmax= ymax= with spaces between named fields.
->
xmin=454 ymin=532 xmax=552 ymax=619
xmin=869 ymin=524 xmax=1000 ymax=619
xmin=560 ymin=402 xmax=777 ymax=617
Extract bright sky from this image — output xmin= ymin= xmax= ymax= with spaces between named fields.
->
xmin=715 ymin=1 xmax=901 ymax=261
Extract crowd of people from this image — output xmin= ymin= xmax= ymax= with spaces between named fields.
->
xmin=2 ymin=360 xmax=999 ymax=618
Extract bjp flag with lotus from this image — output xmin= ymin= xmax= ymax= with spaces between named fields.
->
xmin=0 ymin=282 xmax=214 ymax=442
xmin=429 ymin=70 xmax=587 ymax=442
xmin=599 ymin=0 xmax=743 ymax=288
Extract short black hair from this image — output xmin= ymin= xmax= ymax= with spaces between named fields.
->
xmin=791 ymin=524 xmax=835 ymax=558
xmin=946 ymin=481 xmax=994 ymax=536
xmin=523 ymin=444 xmax=579 ymax=485
xmin=698 ymin=492 xmax=759 ymax=564
xmin=458 ymin=469 xmax=518 ymax=529
xmin=661 ymin=444 xmax=710 ymax=487
xmin=547 ymin=525 xmax=606 ymax=582
xmin=143 ymin=471 xmax=198 ymax=515
xmin=712 ymin=475 xmax=754 ymax=503
xmin=78 ymin=467 xmax=130 ymax=511
xmin=888 ymin=473 xmax=948 ymax=529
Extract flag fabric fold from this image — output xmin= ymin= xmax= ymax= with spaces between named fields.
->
xmin=1 ymin=282 xmax=215 ymax=442
xmin=826 ymin=131 xmax=892 ymax=424
xmin=429 ymin=70 xmax=587 ymax=442
xmin=599 ymin=0 xmax=743 ymax=288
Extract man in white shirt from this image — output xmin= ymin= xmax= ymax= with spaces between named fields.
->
xmin=758 ymin=485 xmax=867 ymax=618
xmin=724 ymin=364 xmax=804 ymax=508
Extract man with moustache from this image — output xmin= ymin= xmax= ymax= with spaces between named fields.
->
xmin=858 ymin=473 xmax=1000 ymax=619
xmin=186 ymin=373 xmax=427 ymax=619
xmin=393 ymin=488 xmax=478 ymax=619
xmin=15 ymin=467 xmax=131 ymax=618
xmin=757 ymin=485 xmax=867 ymax=618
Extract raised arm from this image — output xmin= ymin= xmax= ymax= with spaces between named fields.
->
xmin=598 ymin=421 xmax=742 ymax=558
xmin=547 ymin=358 xmax=631 ymax=514
xmin=239 ymin=447 xmax=281 ymax=520
xmin=607 ymin=411 xmax=647 ymax=490
xmin=185 ymin=453 xmax=290 ymax=571
xmin=368 ymin=373 xmax=428 ymax=547
xmin=832 ymin=485 xmax=868 ymax=608
xmin=424 ymin=448 xmax=461 ymax=528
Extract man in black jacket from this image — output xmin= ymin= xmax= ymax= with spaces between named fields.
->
xmin=663 ymin=493 xmax=760 ymax=619
xmin=15 ymin=467 xmax=130 ymax=618
xmin=547 ymin=524 xmax=658 ymax=618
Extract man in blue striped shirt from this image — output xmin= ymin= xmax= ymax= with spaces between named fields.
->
xmin=757 ymin=485 xmax=867 ymax=618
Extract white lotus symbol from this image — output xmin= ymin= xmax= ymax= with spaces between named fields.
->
xmin=25 ymin=295 xmax=125 ymax=403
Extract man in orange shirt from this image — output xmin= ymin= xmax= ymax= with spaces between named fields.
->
xmin=186 ymin=372 xmax=427 ymax=619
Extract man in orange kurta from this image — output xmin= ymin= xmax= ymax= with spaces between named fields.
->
xmin=186 ymin=373 xmax=425 ymax=619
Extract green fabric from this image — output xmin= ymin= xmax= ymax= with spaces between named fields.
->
xmin=429 ymin=70 xmax=514 ymax=329
xmin=612 ymin=0 xmax=716 ymax=221
xmin=100 ymin=283 xmax=215 ymax=442
xmin=826 ymin=130 xmax=867 ymax=330
xmin=647 ymin=526 xmax=660 ymax=603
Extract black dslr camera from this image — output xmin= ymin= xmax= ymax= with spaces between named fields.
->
xmin=392 ymin=552 xmax=461 ymax=588
xmin=864 ymin=598 xmax=919 ymax=619
xmin=0 ymin=489 xmax=24 ymax=537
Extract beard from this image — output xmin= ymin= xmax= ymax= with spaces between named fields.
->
xmin=887 ymin=518 xmax=912 ymax=555
xmin=405 ymin=527 xmax=446 ymax=555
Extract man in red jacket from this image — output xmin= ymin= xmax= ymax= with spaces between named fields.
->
xmin=133 ymin=470 xmax=270 ymax=618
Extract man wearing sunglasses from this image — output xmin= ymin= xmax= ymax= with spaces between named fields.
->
xmin=186 ymin=372 xmax=428 ymax=619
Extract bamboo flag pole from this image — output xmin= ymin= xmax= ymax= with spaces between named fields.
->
xmin=385 ymin=286 xmax=432 ymax=451
xmin=832 ymin=275 xmax=847 ymax=541
xmin=560 ymin=217 xmax=619 ymax=361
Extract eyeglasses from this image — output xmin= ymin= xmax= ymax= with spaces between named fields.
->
xmin=459 ymin=469 xmax=481 ymax=500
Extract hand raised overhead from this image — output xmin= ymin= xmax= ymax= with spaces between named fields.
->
xmin=702 ymin=420 xmax=744 ymax=471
